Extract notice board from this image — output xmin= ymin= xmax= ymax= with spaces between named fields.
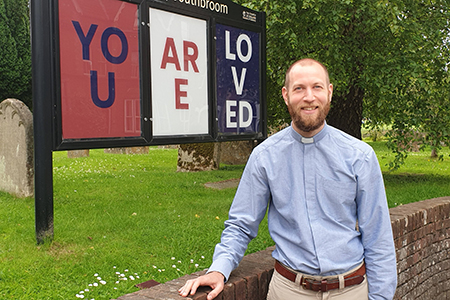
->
xmin=38 ymin=0 xmax=266 ymax=150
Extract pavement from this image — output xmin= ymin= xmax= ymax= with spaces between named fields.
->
xmin=204 ymin=178 xmax=240 ymax=190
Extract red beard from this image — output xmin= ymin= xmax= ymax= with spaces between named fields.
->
xmin=287 ymin=101 xmax=330 ymax=134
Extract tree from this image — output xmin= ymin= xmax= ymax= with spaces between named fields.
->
xmin=236 ymin=0 xmax=450 ymax=168
xmin=0 ymin=0 xmax=32 ymax=108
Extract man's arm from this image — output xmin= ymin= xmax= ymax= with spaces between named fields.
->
xmin=179 ymin=151 xmax=271 ymax=298
xmin=206 ymin=152 xmax=271 ymax=280
xmin=356 ymin=149 xmax=397 ymax=299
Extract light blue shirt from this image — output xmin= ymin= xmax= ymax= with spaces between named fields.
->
xmin=208 ymin=123 xmax=397 ymax=300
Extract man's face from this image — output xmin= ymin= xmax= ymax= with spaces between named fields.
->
xmin=282 ymin=63 xmax=333 ymax=137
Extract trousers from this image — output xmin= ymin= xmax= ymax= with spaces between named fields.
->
xmin=267 ymin=263 xmax=368 ymax=300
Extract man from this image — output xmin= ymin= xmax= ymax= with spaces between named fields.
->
xmin=179 ymin=58 xmax=397 ymax=300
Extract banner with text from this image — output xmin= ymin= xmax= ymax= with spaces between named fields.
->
xmin=50 ymin=0 xmax=265 ymax=149
xmin=216 ymin=24 xmax=260 ymax=135
xmin=59 ymin=0 xmax=141 ymax=140
xmin=149 ymin=8 xmax=209 ymax=136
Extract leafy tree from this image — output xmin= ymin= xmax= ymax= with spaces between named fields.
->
xmin=0 ymin=0 xmax=32 ymax=108
xmin=237 ymin=0 xmax=450 ymax=168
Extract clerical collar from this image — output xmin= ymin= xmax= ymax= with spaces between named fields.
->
xmin=290 ymin=122 xmax=328 ymax=144
xmin=301 ymin=137 xmax=314 ymax=144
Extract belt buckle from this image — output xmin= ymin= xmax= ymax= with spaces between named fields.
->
xmin=300 ymin=277 xmax=308 ymax=289
xmin=301 ymin=277 xmax=329 ymax=292
xmin=301 ymin=277 xmax=317 ymax=291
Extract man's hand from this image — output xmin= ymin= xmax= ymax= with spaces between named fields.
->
xmin=178 ymin=271 xmax=225 ymax=300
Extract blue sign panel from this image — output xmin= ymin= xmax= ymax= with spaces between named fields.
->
xmin=216 ymin=24 xmax=260 ymax=135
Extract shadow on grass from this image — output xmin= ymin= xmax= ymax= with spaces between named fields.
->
xmin=383 ymin=172 xmax=450 ymax=184
xmin=383 ymin=172 xmax=450 ymax=207
xmin=219 ymin=164 xmax=245 ymax=172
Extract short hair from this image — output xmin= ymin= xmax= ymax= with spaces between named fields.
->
xmin=284 ymin=58 xmax=330 ymax=88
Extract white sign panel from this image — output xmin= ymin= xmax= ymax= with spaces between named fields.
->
xmin=150 ymin=8 xmax=209 ymax=136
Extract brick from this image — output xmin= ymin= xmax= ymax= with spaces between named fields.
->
xmin=134 ymin=271 xmax=208 ymax=300
xmin=190 ymin=286 xmax=213 ymax=300
xmin=222 ymin=282 xmax=235 ymax=300
xmin=115 ymin=294 xmax=152 ymax=300
xmin=231 ymin=277 xmax=247 ymax=300
xmin=244 ymin=274 xmax=258 ymax=300
xmin=258 ymin=269 xmax=270 ymax=300
xmin=229 ymin=259 xmax=270 ymax=281
xmin=244 ymin=248 xmax=275 ymax=271
xmin=390 ymin=215 xmax=407 ymax=238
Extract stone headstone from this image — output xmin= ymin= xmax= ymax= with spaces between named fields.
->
xmin=67 ymin=150 xmax=90 ymax=158
xmin=0 ymin=99 xmax=34 ymax=197
xmin=104 ymin=147 xmax=149 ymax=154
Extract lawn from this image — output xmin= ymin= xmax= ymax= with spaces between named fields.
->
xmin=370 ymin=141 xmax=450 ymax=207
xmin=0 ymin=142 xmax=449 ymax=299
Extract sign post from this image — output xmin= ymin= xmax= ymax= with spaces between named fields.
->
xmin=31 ymin=0 xmax=55 ymax=244
xmin=31 ymin=0 xmax=266 ymax=243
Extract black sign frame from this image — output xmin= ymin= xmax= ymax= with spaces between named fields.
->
xmin=43 ymin=0 xmax=266 ymax=151
xmin=31 ymin=0 xmax=265 ymax=243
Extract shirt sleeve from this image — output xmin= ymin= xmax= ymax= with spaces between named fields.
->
xmin=356 ymin=149 xmax=397 ymax=300
xmin=207 ymin=152 xmax=271 ymax=281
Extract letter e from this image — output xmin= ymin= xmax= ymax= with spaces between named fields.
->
xmin=226 ymin=100 xmax=237 ymax=128
xmin=175 ymin=78 xmax=189 ymax=109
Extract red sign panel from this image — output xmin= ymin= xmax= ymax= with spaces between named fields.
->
xmin=59 ymin=0 xmax=140 ymax=139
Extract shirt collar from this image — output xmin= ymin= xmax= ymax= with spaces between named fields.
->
xmin=289 ymin=122 xmax=329 ymax=144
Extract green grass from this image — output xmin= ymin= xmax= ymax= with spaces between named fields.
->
xmin=369 ymin=141 xmax=450 ymax=208
xmin=0 ymin=143 xmax=449 ymax=299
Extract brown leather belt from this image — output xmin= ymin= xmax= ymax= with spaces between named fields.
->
xmin=274 ymin=261 xmax=366 ymax=292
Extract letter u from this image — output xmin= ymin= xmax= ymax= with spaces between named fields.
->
xmin=90 ymin=71 xmax=115 ymax=108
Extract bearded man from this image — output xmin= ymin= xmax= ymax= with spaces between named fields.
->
xmin=179 ymin=58 xmax=397 ymax=300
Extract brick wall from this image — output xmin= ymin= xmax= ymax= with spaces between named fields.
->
xmin=390 ymin=197 xmax=450 ymax=299
xmin=116 ymin=197 xmax=450 ymax=300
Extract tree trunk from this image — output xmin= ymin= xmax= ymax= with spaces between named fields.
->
xmin=218 ymin=141 xmax=256 ymax=165
xmin=431 ymin=148 xmax=438 ymax=158
xmin=177 ymin=143 xmax=220 ymax=172
xmin=327 ymin=85 xmax=364 ymax=140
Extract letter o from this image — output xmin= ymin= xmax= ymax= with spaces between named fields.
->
xmin=101 ymin=27 xmax=128 ymax=64
xmin=237 ymin=34 xmax=252 ymax=63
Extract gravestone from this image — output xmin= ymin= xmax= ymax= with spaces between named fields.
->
xmin=0 ymin=99 xmax=34 ymax=197
xmin=68 ymin=150 xmax=90 ymax=158
xmin=104 ymin=147 xmax=149 ymax=154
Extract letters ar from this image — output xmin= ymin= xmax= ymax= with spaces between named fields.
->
xmin=160 ymin=37 xmax=200 ymax=110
